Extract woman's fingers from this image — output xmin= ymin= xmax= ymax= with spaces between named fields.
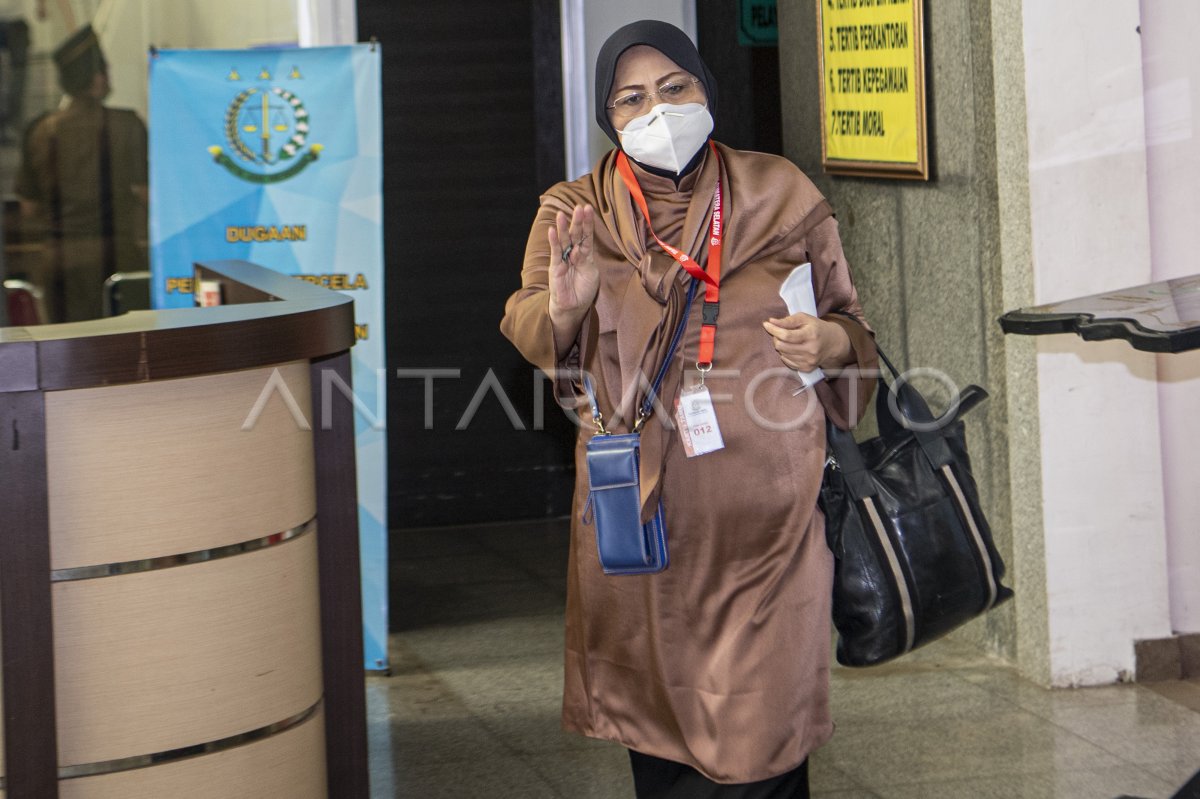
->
xmin=570 ymin=205 xmax=594 ymax=259
xmin=548 ymin=205 xmax=600 ymax=327
xmin=763 ymin=316 xmax=818 ymax=344
xmin=555 ymin=210 xmax=573 ymax=262
xmin=547 ymin=221 xmax=562 ymax=264
xmin=555 ymin=205 xmax=595 ymax=265
xmin=764 ymin=315 xmax=821 ymax=370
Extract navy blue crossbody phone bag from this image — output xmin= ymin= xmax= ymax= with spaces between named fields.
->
xmin=581 ymin=279 xmax=696 ymax=575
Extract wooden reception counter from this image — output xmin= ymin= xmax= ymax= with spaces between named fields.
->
xmin=0 ymin=261 xmax=368 ymax=798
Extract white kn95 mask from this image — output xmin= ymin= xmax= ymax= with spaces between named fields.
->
xmin=616 ymin=102 xmax=714 ymax=174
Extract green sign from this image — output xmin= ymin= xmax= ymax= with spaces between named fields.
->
xmin=738 ymin=0 xmax=778 ymax=46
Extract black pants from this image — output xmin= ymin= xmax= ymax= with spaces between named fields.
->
xmin=629 ymin=751 xmax=809 ymax=799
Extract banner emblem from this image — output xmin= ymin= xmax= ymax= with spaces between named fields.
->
xmin=151 ymin=45 xmax=389 ymax=670
xmin=209 ymin=85 xmax=322 ymax=183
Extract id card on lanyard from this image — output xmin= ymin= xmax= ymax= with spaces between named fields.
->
xmin=674 ymin=383 xmax=725 ymax=456
xmin=616 ymin=141 xmax=725 ymax=457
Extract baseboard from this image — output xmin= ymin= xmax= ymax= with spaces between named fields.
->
xmin=1134 ymin=632 xmax=1200 ymax=682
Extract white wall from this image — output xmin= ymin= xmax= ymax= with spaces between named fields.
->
xmin=93 ymin=0 xmax=300 ymax=118
xmin=560 ymin=0 xmax=696 ymax=179
xmin=1140 ymin=1 xmax=1200 ymax=635
xmin=27 ymin=0 xmax=102 ymax=51
xmin=297 ymin=0 xmax=356 ymax=47
xmin=92 ymin=0 xmax=356 ymax=121
xmin=1022 ymin=0 xmax=1173 ymax=684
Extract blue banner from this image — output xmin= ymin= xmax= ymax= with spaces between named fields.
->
xmin=149 ymin=45 xmax=388 ymax=671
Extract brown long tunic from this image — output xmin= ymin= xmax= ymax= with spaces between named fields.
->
xmin=501 ymin=142 xmax=877 ymax=783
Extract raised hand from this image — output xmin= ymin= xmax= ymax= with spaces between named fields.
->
xmin=547 ymin=204 xmax=600 ymax=342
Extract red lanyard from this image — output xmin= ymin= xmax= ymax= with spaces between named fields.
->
xmin=615 ymin=141 xmax=723 ymax=369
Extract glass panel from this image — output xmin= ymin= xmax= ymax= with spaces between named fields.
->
xmin=1 ymin=0 xmax=298 ymax=323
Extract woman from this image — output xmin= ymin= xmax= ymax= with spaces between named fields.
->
xmin=501 ymin=20 xmax=877 ymax=798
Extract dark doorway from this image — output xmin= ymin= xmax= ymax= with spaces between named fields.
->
xmin=697 ymin=0 xmax=783 ymax=155
xmin=357 ymin=0 xmax=575 ymax=531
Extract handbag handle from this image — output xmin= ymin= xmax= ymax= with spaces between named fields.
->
xmin=874 ymin=348 xmax=988 ymax=470
xmin=826 ymin=381 xmax=986 ymax=503
xmin=823 ymin=313 xmax=988 ymax=498
xmin=583 ymin=278 xmax=698 ymax=434
xmin=824 ymin=309 xmax=987 ymax=442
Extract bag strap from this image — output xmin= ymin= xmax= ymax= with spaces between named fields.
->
xmin=583 ymin=278 xmax=698 ymax=434
xmin=876 ymin=351 xmax=990 ymax=470
xmin=825 ymin=422 xmax=877 ymax=499
xmin=822 ymin=312 xmax=989 ymax=495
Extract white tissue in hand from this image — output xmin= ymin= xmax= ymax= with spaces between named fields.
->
xmin=778 ymin=263 xmax=825 ymax=388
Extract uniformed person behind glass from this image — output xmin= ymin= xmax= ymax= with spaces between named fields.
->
xmin=14 ymin=24 xmax=148 ymax=323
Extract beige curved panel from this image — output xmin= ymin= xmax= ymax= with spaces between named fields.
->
xmin=45 ymin=361 xmax=316 ymax=570
xmin=53 ymin=532 xmax=323 ymax=766
xmin=58 ymin=705 xmax=327 ymax=799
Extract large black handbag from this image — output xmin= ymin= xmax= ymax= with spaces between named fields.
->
xmin=819 ymin=345 xmax=1013 ymax=667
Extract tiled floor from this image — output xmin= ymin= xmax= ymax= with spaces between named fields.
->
xmin=370 ymin=520 xmax=1200 ymax=798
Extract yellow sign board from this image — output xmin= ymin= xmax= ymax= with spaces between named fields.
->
xmin=816 ymin=0 xmax=928 ymax=179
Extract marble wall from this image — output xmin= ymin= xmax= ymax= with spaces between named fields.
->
xmin=777 ymin=0 xmax=1036 ymax=673
xmin=779 ymin=0 xmax=1191 ymax=686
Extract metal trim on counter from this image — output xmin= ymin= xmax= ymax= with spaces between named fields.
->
xmin=50 ymin=518 xmax=316 ymax=582
xmin=54 ymin=699 xmax=323 ymax=781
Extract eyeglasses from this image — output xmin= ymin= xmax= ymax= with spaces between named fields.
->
xmin=606 ymin=77 xmax=703 ymax=117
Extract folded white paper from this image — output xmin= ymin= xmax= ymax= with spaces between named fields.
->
xmin=777 ymin=263 xmax=825 ymax=389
